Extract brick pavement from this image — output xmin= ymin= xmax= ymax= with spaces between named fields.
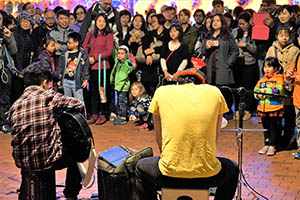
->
xmin=0 ymin=118 xmax=300 ymax=200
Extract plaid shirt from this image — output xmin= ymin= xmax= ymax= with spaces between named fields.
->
xmin=8 ymin=86 xmax=84 ymax=171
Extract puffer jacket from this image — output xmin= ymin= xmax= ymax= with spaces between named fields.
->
xmin=254 ymin=73 xmax=284 ymax=112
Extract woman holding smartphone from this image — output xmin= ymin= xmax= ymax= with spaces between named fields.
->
xmin=202 ymin=13 xmax=238 ymax=120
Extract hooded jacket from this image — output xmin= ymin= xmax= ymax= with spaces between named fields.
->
xmin=266 ymin=41 xmax=299 ymax=72
xmin=110 ymin=47 xmax=135 ymax=92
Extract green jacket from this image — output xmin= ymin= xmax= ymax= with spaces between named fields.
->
xmin=110 ymin=56 xmax=134 ymax=92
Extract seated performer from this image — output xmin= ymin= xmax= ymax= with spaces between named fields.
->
xmin=135 ymin=68 xmax=239 ymax=200
xmin=8 ymin=63 xmax=84 ymax=200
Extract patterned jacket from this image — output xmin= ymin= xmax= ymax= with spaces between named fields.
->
xmin=254 ymin=73 xmax=284 ymax=112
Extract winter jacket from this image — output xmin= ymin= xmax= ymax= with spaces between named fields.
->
xmin=266 ymin=41 xmax=300 ymax=72
xmin=56 ymin=48 xmax=90 ymax=91
xmin=31 ymin=22 xmax=56 ymax=59
xmin=182 ymin=25 xmax=198 ymax=54
xmin=202 ymin=34 xmax=239 ymax=85
xmin=82 ymin=31 xmax=114 ymax=70
xmin=254 ymin=73 xmax=284 ymax=112
xmin=48 ymin=25 xmax=73 ymax=56
xmin=232 ymin=28 xmax=257 ymax=65
xmin=11 ymin=26 xmax=32 ymax=70
xmin=37 ymin=50 xmax=60 ymax=82
xmin=110 ymin=56 xmax=135 ymax=92
xmin=288 ymin=53 xmax=300 ymax=108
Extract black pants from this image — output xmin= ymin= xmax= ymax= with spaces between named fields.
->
xmin=236 ymin=63 xmax=259 ymax=112
xmin=0 ymin=69 xmax=12 ymax=126
xmin=51 ymin=155 xmax=82 ymax=199
xmin=89 ymin=69 xmax=111 ymax=116
xmin=262 ymin=116 xmax=283 ymax=147
xmin=282 ymin=105 xmax=296 ymax=149
xmin=140 ymin=63 xmax=160 ymax=97
xmin=136 ymin=156 xmax=238 ymax=200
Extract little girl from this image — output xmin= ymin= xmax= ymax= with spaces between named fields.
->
xmin=254 ymin=57 xmax=284 ymax=156
xmin=129 ymin=82 xmax=153 ymax=130
xmin=37 ymin=36 xmax=60 ymax=90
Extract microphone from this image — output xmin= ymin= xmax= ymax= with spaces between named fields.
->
xmin=217 ymin=86 xmax=287 ymax=98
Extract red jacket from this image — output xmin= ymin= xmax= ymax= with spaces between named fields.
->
xmin=82 ymin=31 xmax=114 ymax=70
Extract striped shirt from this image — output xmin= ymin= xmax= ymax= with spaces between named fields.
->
xmin=8 ymin=86 xmax=84 ymax=171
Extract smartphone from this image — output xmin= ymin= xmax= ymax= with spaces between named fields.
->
xmin=212 ymin=40 xmax=219 ymax=47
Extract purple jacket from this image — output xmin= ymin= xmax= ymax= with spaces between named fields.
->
xmin=38 ymin=50 xmax=60 ymax=82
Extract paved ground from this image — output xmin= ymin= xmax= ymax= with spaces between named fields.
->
xmin=0 ymin=117 xmax=300 ymax=200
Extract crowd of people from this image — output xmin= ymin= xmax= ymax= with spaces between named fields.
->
xmin=1 ymin=0 xmax=300 ymax=158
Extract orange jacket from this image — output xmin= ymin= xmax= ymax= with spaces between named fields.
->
xmin=288 ymin=53 xmax=300 ymax=108
xmin=254 ymin=73 xmax=284 ymax=112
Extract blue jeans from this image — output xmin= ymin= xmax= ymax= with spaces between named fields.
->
xmin=135 ymin=156 xmax=238 ymax=200
xmin=63 ymin=79 xmax=84 ymax=104
xmin=115 ymin=91 xmax=128 ymax=118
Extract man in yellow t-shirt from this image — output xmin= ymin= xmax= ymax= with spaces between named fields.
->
xmin=135 ymin=68 xmax=238 ymax=200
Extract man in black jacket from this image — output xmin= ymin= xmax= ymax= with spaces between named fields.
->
xmin=0 ymin=11 xmax=17 ymax=134
xmin=31 ymin=9 xmax=56 ymax=61
xmin=79 ymin=0 xmax=121 ymax=42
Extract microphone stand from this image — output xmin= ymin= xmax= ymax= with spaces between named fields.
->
xmin=221 ymin=87 xmax=286 ymax=200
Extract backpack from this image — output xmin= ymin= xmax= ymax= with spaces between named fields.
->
xmin=97 ymin=145 xmax=153 ymax=200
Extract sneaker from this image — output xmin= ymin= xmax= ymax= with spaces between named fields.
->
xmin=267 ymin=146 xmax=276 ymax=156
xmin=109 ymin=113 xmax=117 ymax=121
xmin=138 ymin=123 xmax=148 ymax=130
xmin=113 ymin=117 xmax=127 ymax=125
xmin=0 ymin=124 xmax=11 ymax=134
xmin=258 ymin=146 xmax=269 ymax=155
xmin=293 ymin=151 xmax=300 ymax=159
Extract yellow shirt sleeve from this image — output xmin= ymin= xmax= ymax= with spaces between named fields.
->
xmin=149 ymin=88 xmax=160 ymax=115
xmin=218 ymin=89 xmax=229 ymax=115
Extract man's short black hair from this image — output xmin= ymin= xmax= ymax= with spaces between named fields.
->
xmin=23 ymin=62 xmax=52 ymax=87
xmin=56 ymin=9 xmax=70 ymax=18
xmin=212 ymin=0 xmax=224 ymax=7
xmin=67 ymin=32 xmax=81 ymax=43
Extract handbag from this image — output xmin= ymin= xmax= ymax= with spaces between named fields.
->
xmin=135 ymin=37 xmax=163 ymax=64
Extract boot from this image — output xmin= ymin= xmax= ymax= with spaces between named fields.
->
xmin=87 ymin=114 xmax=98 ymax=124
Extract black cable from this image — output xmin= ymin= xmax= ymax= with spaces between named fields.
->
xmin=221 ymin=86 xmax=269 ymax=200
xmin=242 ymin=170 xmax=269 ymax=200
